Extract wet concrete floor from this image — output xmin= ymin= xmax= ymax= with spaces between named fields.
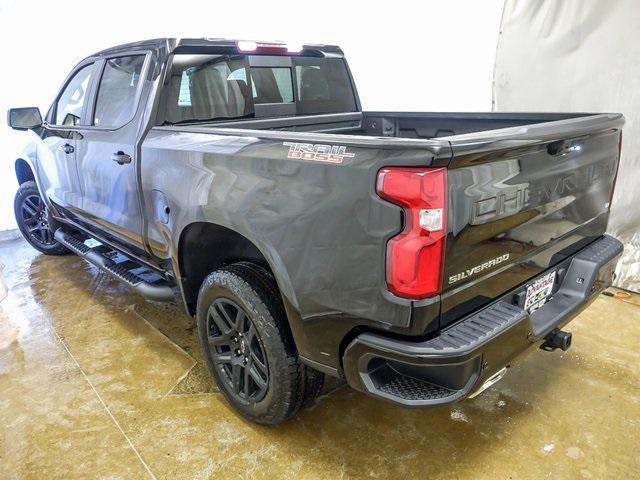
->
xmin=0 ymin=237 xmax=638 ymax=479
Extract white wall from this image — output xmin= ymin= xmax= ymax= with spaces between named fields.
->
xmin=0 ymin=0 xmax=504 ymax=231
xmin=494 ymin=0 xmax=640 ymax=292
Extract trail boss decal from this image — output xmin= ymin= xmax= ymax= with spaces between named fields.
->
xmin=283 ymin=142 xmax=355 ymax=164
xmin=448 ymin=253 xmax=510 ymax=284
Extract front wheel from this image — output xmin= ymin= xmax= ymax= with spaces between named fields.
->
xmin=14 ymin=181 xmax=69 ymax=256
xmin=197 ymin=262 xmax=322 ymax=424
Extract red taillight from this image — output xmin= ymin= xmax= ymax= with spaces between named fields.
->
xmin=376 ymin=167 xmax=447 ymax=299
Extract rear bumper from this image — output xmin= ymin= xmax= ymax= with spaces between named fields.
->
xmin=342 ymin=235 xmax=623 ymax=407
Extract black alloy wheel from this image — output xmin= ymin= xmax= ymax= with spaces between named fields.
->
xmin=14 ymin=181 xmax=69 ymax=255
xmin=207 ymin=298 xmax=269 ymax=402
xmin=20 ymin=193 xmax=56 ymax=247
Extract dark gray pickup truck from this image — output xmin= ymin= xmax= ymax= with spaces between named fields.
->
xmin=8 ymin=38 xmax=623 ymax=424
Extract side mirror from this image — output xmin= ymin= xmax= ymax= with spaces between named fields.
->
xmin=7 ymin=107 xmax=42 ymax=131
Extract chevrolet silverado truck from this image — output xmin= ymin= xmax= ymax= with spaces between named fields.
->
xmin=8 ymin=38 xmax=624 ymax=424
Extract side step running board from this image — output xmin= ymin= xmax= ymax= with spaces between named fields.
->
xmin=54 ymin=229 xmax=175 ymax=302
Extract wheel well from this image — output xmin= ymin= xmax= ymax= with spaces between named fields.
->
xmin=15 ymin=159 xmax=35 ymax=185
xmin=178 ymin=222 xmax=275 ymax=315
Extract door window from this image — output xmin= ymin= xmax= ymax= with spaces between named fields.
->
xmin=93 ymin=55 xmax=146 ymax=128
xmin=55 ymin=63 xmax=95 ymax=126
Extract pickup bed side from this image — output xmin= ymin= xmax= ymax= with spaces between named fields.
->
xmin=141 ymin=127 xmax=452 ymax=372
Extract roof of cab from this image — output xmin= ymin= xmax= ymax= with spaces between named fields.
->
xmin=93 ymin=38 xmax=344 ymax=58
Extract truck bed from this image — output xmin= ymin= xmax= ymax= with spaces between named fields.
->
xmin=182 ymin=111 xmax=593 ymax=138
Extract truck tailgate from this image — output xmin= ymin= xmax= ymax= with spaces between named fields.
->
xmin=441 ymin=114 xmax=623 ymax=328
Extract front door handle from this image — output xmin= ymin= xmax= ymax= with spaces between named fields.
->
xmin=111 ymin=151 xmax=131 ymax=165
xmin=61 ymin=143 xmax=74 ymax=154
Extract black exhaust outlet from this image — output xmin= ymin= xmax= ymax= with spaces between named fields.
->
xmin=541 ymin=329 xmax=572 ymax=351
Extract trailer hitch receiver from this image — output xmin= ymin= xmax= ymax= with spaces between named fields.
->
xmin=541 ymin=329 xmax=572 ymax=351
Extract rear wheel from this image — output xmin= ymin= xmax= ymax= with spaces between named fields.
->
xmin=196 ymin=262 xmax=323 ymax=424
xmin=207 ymin=296 xmax=270 ymax=402
xmin=14 ymin=181 xmax=69 ymax=256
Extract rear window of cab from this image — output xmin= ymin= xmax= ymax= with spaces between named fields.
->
xmin=160 ymin=54 xmax=356 ymax=124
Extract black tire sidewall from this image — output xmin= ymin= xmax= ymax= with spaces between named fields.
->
xmin=196 ymin=267 xmax=301 ymax=424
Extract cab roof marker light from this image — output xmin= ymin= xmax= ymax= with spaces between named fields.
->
xmin=237 ymin=40 xmax=257 ymax=52
xmin=287 ymin=44 xmax=304 ymax=53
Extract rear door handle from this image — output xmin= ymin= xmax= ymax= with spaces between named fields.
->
xmin=61 ymin=143 xmax=74 ymax=154
xmin=111 ymin=151 xmax=131 ymax=165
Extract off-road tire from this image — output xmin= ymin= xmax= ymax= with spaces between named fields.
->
xmin=14 ymin=181 xmax=69 ymax=256
xmin=196 ymin=262 xmax=323 ymax=424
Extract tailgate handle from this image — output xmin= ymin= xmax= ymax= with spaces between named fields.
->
xmin=547 ymin=140 xmax=582 ymax=156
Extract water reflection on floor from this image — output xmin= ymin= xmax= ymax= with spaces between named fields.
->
xmin=1 ymin=238 xmax=639 ymax=479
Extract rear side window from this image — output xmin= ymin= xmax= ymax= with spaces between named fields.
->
xmin=93 ymin=55 xmax=146 ymax=128
xmin=55 ymin=63 xmax=95 ymax=126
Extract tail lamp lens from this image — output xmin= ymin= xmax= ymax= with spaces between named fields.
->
xmin=376 ymin=167 xmax=447 ymax=299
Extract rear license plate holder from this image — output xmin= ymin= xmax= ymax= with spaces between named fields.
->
xmin=524 ymin=271 xmax=556 ymax=313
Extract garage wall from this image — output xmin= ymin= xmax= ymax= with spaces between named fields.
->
xmin=0 ymin=0 xmax=504 ymax=231
xmin=494 ymin=0 xmax=640 ymax=292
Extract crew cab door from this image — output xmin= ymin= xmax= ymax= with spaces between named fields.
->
xmin=39 ymin=60 xmax=97 ymax=210
xmin=72 ymin=52 xmax=150 ymax=249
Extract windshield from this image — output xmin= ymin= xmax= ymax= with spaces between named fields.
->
xmin=158 ymin=54 xmax=357 ymax=125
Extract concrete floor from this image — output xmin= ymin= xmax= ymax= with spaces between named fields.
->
xmin=0 ymin=238 xmax=638 ymax=480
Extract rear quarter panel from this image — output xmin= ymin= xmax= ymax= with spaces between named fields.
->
xmin=141 ymin=128 xmax=451 ymax=366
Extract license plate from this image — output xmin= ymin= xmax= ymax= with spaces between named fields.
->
xmin=524 ymin=271 xmax=556 ymax=313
